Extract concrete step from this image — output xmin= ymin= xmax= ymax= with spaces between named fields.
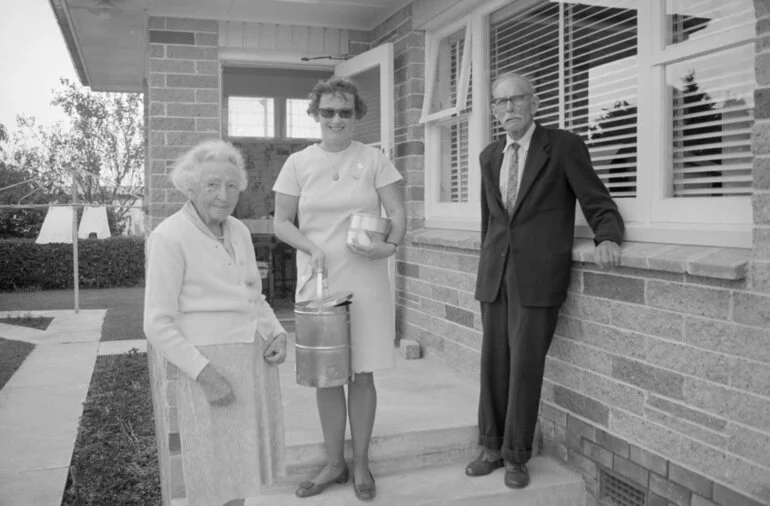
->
xmin=241 ymin=457 xmax=584 ymax=506
xmin=278 ymin=336 xmax=481 ymax=483
xmin=280 ymin=425 xmax=478 ymax=484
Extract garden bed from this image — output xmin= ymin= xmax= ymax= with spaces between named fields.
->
xmin=62 ymin=349 xmax=160 ymax=505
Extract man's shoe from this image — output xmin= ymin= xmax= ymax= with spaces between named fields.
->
xmin=504 ymin=462 xmax=530 ymax=489
xmin=465 ymin=451 xmax=504 ymax=477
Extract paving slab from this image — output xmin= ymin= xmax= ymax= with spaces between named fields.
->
xmin=0 ymin=309 xmax=106 ymax=345
xmin=0 ymin=467 xmax=70 ymax=506
xmin=0 ymin=340 xmax=98 ymax=505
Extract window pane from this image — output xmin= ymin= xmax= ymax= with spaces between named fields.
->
xmin=286 ymin=99 xmax=319 ymax=139
xmin=490 ymin=1 xmax=638 ymax=198
xmin=668 ymin=44 xmax=754 ymax=197
xmin=667 ymin=0 xmax=755 ymax=45
xmin=438 ymin=116 xmax=469 ymax=203
xmin=427 ymin=28 xmax=467 ymax=115
xmin=228 ymin=97 xmax=274 ymax=137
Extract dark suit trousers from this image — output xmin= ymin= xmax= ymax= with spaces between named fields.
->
xmin=478 ymin=256 xmax=559 ymax=464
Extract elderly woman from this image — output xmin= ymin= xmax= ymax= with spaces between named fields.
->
xmin=144 ymin=139 xmax=287 ymax=505
xmin=273 ymin=77 xmax=406 ymax=501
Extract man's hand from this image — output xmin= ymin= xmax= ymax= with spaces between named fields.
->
xmin=264 ymin=332 xmax=287 ymax=365
xmin=594 ymin=241 xmax=621 ymax=270
xmin=197 ymin=364 xmax=235 ymax=406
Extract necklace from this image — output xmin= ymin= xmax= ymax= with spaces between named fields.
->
xmin=319 ymin=143 xmax=349 ymax=181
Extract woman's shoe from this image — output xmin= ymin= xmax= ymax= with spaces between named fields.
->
xmin=353 ymin=470 xmax=376 ymax=502
xmin=295 ymin=466 xmax=349 ymax=498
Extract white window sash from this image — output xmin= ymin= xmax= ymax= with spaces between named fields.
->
xmin=421 ymin=0 xmax=754 ymax=248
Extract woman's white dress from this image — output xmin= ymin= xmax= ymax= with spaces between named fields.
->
xmin=274 ymin=141 xmax=402 ymax=373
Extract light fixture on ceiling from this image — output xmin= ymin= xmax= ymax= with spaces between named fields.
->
xmin=300 ymin=55 xmax=350 ymax=62
xmin=87 ymin=0 xmax=119 ymax=19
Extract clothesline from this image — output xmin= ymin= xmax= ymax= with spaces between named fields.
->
xmin=0 ymin=203 xmax=144 ymax=210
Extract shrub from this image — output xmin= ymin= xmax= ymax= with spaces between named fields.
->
xmin=0 ymin=236 xmax=144 ymax=291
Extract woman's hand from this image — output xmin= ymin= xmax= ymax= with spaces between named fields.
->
xmin=347 ymin=236 xmax=396 ymax=260
xmin=263 ymin=332 xmax=287 ymax=365
xmin=308 ymin=245 xmax=326 ymax=274
xmin=197 ymin=364 xmax=235 ymax=406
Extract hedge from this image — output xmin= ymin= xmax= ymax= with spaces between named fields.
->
xmin=0 ymin=237 xmax=145 ymax=291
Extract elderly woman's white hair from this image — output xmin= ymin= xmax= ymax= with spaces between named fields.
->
xmin=170 ymin=140 xmax=248 ymax=194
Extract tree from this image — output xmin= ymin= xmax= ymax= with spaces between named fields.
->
xmin=0 ymin=80 xmax=144 ymax=236
xmin=51 ymin=78 xmax=144 ymax=232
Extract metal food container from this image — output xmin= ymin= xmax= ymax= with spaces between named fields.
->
xmin=294 ymin=299 xmax=352 ymax=387
xmin=346 ymin=213 xmax=391 ymax=248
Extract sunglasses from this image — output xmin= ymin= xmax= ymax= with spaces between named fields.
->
xmin=318 ymin=108 xmax=355 ymax=119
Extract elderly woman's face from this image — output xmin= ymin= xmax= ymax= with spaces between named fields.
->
xmin=190 ymin=160 xmax=241 ymax=226
xmin=316 ymin=92 xmax=356 ymax=145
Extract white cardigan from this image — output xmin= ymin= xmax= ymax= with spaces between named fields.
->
xmin=143 ymin=203 xmax=286 ymax=379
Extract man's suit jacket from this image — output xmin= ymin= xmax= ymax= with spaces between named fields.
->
xmin=475 ymin=123 xmax=624 ymax=307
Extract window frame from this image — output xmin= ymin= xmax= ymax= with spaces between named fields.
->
xmin=421 ymin=0 xmax=755 ymax=248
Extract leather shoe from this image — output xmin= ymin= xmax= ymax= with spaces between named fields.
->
xmin=353 ymin=470 xmax=376 ymax=501
xmin=504 ymin=462 xmax=530 ymax=489
xmin=465 ymin=451 xmax=504 ymax=477
xmin=295 ymin=466 xmax=349 ymax=498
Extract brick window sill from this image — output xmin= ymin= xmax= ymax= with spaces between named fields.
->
xmin=407 ymin=229 xmax=750 ymax=281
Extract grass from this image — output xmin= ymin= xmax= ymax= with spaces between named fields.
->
xmin=61 ymin=349 xmax=161 ymax=506
xmin=0 ymin=313 xmax=53 ymax=330
xmin=0 ymin=287 xmax=146 ymax=341
xmin=0 ymin=337 xmax=35 ymax=390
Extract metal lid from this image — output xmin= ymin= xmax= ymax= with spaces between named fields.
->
xmin=296 ymin=291 xmax=354 ymax=310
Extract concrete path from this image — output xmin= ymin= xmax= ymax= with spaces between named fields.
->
xmin=0 ymin=309 xmax=106 ymax=506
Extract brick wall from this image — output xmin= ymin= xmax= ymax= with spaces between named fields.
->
xmin=388 ymin=3 xmax=770 ymax=506
xmin=753 ymin=0 xmax=770 ymax=293
xmin=370 ymin=5 xmax=426 ymax=233
xmin=145 ymin=17 xmax=222 ymax=230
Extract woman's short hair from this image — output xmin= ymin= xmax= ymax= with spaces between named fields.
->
xmin=306 ymin=76 xmax=368 ymax=120
xmin=169 ymin=140 xmax=248 ymax=194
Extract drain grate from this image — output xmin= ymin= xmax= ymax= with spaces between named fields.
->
xmin=600 ymin=469 xmax=646 ymax=506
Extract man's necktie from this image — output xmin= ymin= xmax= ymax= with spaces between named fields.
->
xmin=505 ymin=142 xmax=520 ymax=215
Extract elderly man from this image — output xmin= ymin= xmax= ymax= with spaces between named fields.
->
xmin=466 ymin=73 xmax=624 ymax=488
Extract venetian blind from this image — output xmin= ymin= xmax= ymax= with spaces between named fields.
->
xmin=669 ymin=44 xmax=754 ymax=197
xmin=490 ymin=1 xmax=639 ymax=198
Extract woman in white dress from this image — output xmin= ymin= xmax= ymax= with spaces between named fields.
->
xmin=273 ymin=77 xmax=406 ymax=501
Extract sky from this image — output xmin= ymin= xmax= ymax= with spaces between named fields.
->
xmin=0 ymin=1 xmax=78 ymax=130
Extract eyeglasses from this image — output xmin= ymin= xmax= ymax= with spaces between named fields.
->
xmin=318 ymin=108 xmax=355 ymax=119
xmin=491 ymin=94 xmax=532 ymax=108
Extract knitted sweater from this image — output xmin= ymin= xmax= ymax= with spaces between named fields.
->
xmin=143 ymin=202 xmax=285 ymax=379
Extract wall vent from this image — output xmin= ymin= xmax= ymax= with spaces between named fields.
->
xmin=599 ymin=469 xmax=646 ymax=506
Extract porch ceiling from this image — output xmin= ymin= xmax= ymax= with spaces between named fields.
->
xmin=49 ymin=0 xmax=409 ymax=93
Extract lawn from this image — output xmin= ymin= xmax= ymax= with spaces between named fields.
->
xmin=0 ymin=287 xmax=145 ymax=341
xmin=61 ymin=350 xmax=161 ymax=506
xmin=0 ymin=337 xmax=35 ymax=390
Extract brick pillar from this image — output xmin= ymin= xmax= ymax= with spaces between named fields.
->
xmin=146 ymin=16 xmax=221 ymax=230
xmin=144 ymin=16 xmax=221 ymax=506
xmin=371 ymin=5 xmax=425 ymax=233
xmin=753 ymin=0 xmax=770 ymax=292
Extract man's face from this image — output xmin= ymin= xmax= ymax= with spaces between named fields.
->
xmin=491 ymin=77 xmax=539 ymax=140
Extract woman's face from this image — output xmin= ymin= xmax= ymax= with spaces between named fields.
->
xmin=189 ymin=160 xmax=241 ymax=226
xmin=316 ymin=92 xmax=356 ymax=145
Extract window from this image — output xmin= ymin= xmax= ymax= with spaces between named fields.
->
xmin=422 ymin=22 xmax=473 ymax=210
xmin=490 ymin=1 xmax=639 ymax=199
xmin=228 ymin=97 xmax=274 ymax=137
xmin=286 ymin=99 xmax=320 ymax=139
xmin=421 ymin=0 xmax=757 ymax=247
